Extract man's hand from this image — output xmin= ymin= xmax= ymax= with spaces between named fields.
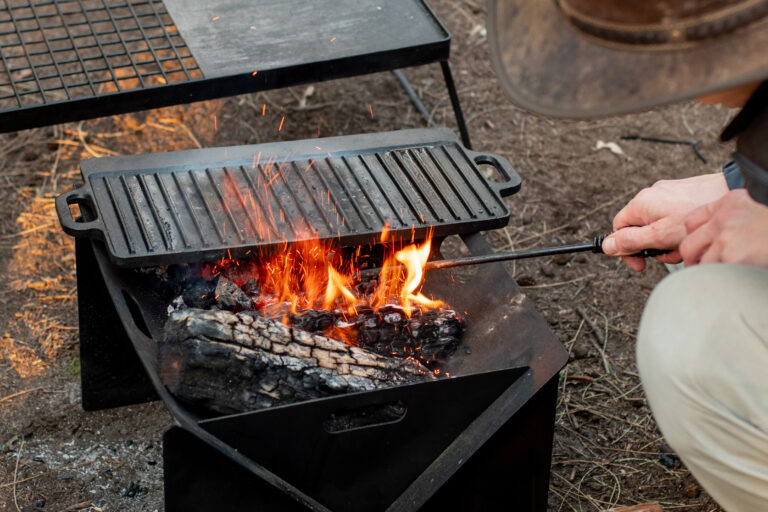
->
xmin=680 ymin=189 xmax=768 ymax=267
xmin=602 ymin=173 xmax=729 ymax=271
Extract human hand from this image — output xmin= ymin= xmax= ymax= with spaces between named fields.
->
xmin=679 ymin=189 xmax=768 ymax=267
xmin=602 ymin=173 xmax=729 ymax=271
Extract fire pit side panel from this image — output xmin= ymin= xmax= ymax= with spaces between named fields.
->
xmin=76 ymin=238 xmax=158 ymax=410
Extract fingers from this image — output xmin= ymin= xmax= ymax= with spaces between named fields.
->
xmin=680 ymin=202 xmax=719 ymax=265
xmin=602 ymin=217 xmax=683 ymax=256
xmin=612 ymin=199 xmax=645 ymax=231
xmin=621 ymin=255 xmax=646 ymax=272
xmin=699 ymin=242 xmax=723 ymax=265
xmin=679 ymin=221 xmax=715 ymax=265
xmin=684 ymin=201 xmax=716 ymax=235
xmin=656 ymin=250 xmax=682 ymax=264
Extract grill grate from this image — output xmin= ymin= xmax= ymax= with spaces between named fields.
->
xmin=56 ymin=128 xmax=521 ymax=268
xmin=0 ymin=0 xmax=201 ymax=110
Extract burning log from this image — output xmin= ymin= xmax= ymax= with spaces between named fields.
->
xmin=290 ymin=305 xmax=463 ymax=364
xmin=158 ymin=308 xmax=435 ymax=414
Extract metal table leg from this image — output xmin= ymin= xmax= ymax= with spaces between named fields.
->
xmin=392 ymin=61 xmax=473 ymax=150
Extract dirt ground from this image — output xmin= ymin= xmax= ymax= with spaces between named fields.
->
xmin=0 ymin=1 xmax=738 ymax=511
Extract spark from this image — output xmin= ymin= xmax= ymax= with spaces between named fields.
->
xmin=278 ymin=115 xmax=285 ymax=131
xmin=368 ymin=103 xmax=374 ymax=119
xmin=212 ymin=15 xmax=220 ymax=21
xmin=304 ymin=160 xmax=314 ymax=172
xmin=213 ymin=115 xmax=217 ymax=132
xmin=330 ymin=36 xmax=337 ymax=42
xmin=252 ymin=71 xmax=258 ymax=76
xmin=262 ymin=103 xmax=266 ymax=116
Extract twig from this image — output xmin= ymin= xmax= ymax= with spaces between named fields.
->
xmin=577 ymin=307 xmax=612 ymax=374
xmin=620 ymin=135 xmax=707 ymax=164
xmin=13 ymin=437 xmax=24 ymax=512
xmin=76 ymin=121 xmax=103 ymax=158
xmin=521 ymin=274 xmax=595 ymax=289
xmin=0 ymin=222 xmax=57 ymax=239
xmin=0 ymin=386 xmax=49 ymax=404
xmin=161 ymin=119 xmax=203 ymax=149
xmin=61 ymin=502 xmax=98 ymax=512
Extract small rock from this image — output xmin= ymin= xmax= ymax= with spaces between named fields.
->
xmin=57 ymin=472 xmax=74 ymax=481
xmin=516 ymin=274 xmax=535 ymax=286
xmin=124 ymin=481 xmax=141 ymax=497
xmin=464 ymin=347 xmax=472 ymax=355
xmin=685 ymin=483 xmax=701 ymax=498
xmin=552 ymin=253 xmax=571 ymax=265
xmin=658 ymin=443 xmax=678 ymax=468
xmin=571 ymin=343 xmax=589 ymax=360
xmin=539 ymin=265 xmax=555 ymax=278
xmin=35 ymin=498 xmax=45 ymax=508
xmin=101 ymin=469 xmax=113 ymax=479
xmin=124 ymin=440 xmax=133 ymax=448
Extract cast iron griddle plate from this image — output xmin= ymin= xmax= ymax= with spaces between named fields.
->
xmin=56 ymin=127 xmax=520 ymax=267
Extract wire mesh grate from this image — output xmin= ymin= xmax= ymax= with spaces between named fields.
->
xmin=0 ymin=0 xmax=202 ymax=111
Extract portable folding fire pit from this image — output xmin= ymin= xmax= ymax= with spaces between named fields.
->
xmin=57 ymin=127 xmax=568 ymax=511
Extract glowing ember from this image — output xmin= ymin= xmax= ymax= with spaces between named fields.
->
xmin=206 ymin=233 xmax=442 ymax=316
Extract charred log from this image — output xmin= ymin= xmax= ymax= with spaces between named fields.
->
xmin=290 ymin=308 xmax=334 ymax=333
xmin=288 ymin=305 xmax=463 ymax=364
xmin=181 ymin=277 xmax=218 ymax=309
xmin=215 ymin=277 xmax=253 ymax=311
xmin=357 ymin=306 xmax=463 ymax=363
xmin=159 ymin=308 xmax=435 ymax=414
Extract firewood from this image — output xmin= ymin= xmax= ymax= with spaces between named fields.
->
xmin=288 ymin=305 xmax=463 ymax=364
xmin=158 ymin=308 xmax=435 ymax=414
xmin=356 ymin=305 xmax=462 ymax=363
xmin=602 ymin=503 xmax=663 ymax=512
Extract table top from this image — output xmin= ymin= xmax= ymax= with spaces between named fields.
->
xmin=0 ymin=0 xmax=449 ymax=131
xmin=165 ymin=0 xmax=449 ymax=77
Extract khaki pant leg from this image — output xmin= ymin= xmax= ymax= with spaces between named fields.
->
xmin=637 ymin=264 xmax=768 ymax=512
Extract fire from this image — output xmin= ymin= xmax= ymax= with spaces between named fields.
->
xmin=203 ymin=229 xmax=445 ymax=329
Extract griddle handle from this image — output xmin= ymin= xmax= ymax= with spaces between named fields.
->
xmin=470 ymin=152 xmax=522 ymax=198
xmin=55 ymin=189 xmax=103 ymax=237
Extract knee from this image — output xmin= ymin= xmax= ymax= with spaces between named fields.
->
xmin=635 ymin=266 xmax=733 ymax=448
xmin=637 ymin=266 xmax=723 ymax=381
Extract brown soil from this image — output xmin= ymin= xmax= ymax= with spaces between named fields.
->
xmin=0 ymin=1 xmax=736 ymax=510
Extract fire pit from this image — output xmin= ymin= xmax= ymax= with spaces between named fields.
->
xmin=58 ymin=127 xmax=568 ymax=511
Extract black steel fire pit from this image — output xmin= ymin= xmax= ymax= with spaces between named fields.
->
xmin=60 ymin=127 xmax=568 ymax=512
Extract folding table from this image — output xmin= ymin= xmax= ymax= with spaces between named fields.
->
xmin=0 ymin=0 xmax=471 ymax=147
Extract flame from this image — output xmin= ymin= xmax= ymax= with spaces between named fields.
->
xmin=203 ymin=229 xmax=446 ymax=341
xmin=323 ymin=266 xmax=357 ymax=314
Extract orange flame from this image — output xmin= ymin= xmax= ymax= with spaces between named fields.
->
xmin=204 ymin=229 xmax=445 ymax=343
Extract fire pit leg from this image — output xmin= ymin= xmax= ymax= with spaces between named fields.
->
xmin=76 ymin=239 xmax=158 ymax=410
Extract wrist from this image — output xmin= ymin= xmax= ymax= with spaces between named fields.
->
xmin=723 ymin=161 xmax=745 ymax=190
